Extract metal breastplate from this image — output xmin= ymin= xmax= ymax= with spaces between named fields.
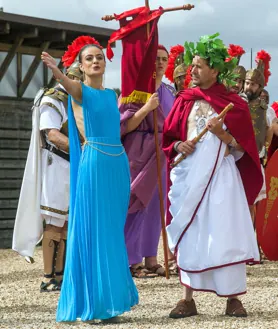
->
xmin=40 ymin=87 xmax=68 ymax=122
xmin=187 ymin=101 xmax=215 ymax=140
xmin=249 ymin=98 xmax=267 ymax=154
xmin=45 ymin=87 xmax=68 ymax=108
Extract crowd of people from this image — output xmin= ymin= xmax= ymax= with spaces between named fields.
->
xmin=12 ymin=28 xmax=278 ymax=324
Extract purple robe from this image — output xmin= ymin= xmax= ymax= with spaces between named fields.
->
xmin=120 ymin=82 xmax=175 ymax=265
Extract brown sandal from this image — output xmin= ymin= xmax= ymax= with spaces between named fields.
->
xmin=130 ymin=266 xmax=157 ymax=279
xmin=145 ymin=264 xmax=166 ymax=277
xmin=225 ymin=298 xmax=247 ymax=317
xmin=169 ymin=299 xmax=198 ymax=318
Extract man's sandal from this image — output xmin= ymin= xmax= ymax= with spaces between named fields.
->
xmin=145 ymin=264 xmax=166 ymax=277
xmin=225 ymin=298 xmax=247 ymax=317
xmin=130 ymin=266 xmax=157 ymax=279
xmin=169 ymin=299 xmax=198 ymax=318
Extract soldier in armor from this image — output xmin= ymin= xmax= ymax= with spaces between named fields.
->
xmin=230 ymin=65 xmax=248 ymax=101
xmin=260 ymin=89 xmax=278 ymax=131
xmin=244 ymin=51 xmax=271 ymax=220
xmin=226 ymin=45 xmax=248 ymax=101
xmin=13 ymin=60 xmax=83 ymax=292
xmin=173 ymin=63 xmax=188 ymax=92
xmin=165 ymin=44 xmax=191 ymax=93
xmin=38 ymin=62 xmax=82 ymax=292
xmin=260 ymin=88 xmax=269 ymax=104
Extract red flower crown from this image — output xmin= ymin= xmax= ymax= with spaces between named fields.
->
xmin=62 ymin=36 xmax=102 ymax=68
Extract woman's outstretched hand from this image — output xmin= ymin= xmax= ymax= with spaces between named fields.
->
xmin=41 ymin=52 xmax=57 ymax=70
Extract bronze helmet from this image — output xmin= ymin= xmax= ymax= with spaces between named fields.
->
xmin=66 ymin=60 xmax=83 ymax=81
xmin=173 ymin=63 xmax=187 ymax=80
xmin=245 ymin=68 xmax=265 ymax=87
xmin=233 ymin=65 xmax=246 ymax=81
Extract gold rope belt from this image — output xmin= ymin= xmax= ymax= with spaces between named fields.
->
xmin=83 ymin=140 xmax=125 ymax=157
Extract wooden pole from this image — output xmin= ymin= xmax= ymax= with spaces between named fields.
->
xmin=102 ymin=3 xmax=194 ymax=21
xmin=145 ymin=0 xmax=169 ymax=279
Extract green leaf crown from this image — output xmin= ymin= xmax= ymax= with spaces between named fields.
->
xmin=184 ymin=33 xmax=239 ymax=86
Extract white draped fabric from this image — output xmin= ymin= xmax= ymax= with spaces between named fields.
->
xmin=13 ymin=101 xmax=43 ymax=258
xmin=167 ymin=107 xmax=259 ymax=296
xmin=13 ymin=92 xmax=69 ymax=258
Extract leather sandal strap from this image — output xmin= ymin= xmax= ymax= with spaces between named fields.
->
xmin=130 ymin=266 xmax=157 ymax=278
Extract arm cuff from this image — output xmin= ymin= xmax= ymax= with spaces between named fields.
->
xmin=174 ymin=141 xmax=182 ymax=153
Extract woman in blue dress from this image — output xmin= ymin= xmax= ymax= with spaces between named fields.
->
xmin=41 ymin=36 xmax=138 ymax=322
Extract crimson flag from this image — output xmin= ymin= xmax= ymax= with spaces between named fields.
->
xmin=106 ymin=6 xmax=163 ymax=102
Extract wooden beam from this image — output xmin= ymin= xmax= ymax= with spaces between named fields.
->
xmin=0 ymin=36 xmax=24 ymax=82
xmin=47 ymin=60 xmax=64 ymax=88
xmin=0 ymin=27 xmax=38 ymax=42
xmin=0 ymin=22 xmax=10 ymax=34
xmin=17 ymin=53 xmax=22 ymax=97
xmin=31 ymin=30 xmax=67 ymax=43
xmin=18 ymin=41 xmax=50 ymax=98
xmin=0 ymin=42 xmax=64 ymax=57
xmin=0 ymin=28 xmax=38 ymax=82
xmin=0 ymin=12 xmax=115 ymax=37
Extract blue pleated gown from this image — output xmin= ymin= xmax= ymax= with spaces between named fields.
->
xmin=56 ymin=83 xmax=138 ymax=322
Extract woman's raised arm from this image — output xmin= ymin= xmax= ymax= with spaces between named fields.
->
xmin=41 ymin=52 xmax=82 ymax=103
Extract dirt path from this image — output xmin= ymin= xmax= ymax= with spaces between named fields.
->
xmin=1 ymin=247 xmax=278 ymax=329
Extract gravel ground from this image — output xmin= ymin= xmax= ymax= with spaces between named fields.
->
xmin=1 ymin=244 xmax=278 ymax=329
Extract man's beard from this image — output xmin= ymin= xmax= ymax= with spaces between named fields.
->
xmin=246 ymin=91 xmax=258 ymax=101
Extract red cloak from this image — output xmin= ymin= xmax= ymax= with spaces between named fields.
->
xmin=163 ymin=83 xmax=263 ymax=225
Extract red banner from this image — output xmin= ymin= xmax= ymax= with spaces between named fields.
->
xmin=106 ymin=6 xmax=163 ymax=100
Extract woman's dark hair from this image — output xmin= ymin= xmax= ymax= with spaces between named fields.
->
xmin=78 ymin=44 xmax=105 ymax=63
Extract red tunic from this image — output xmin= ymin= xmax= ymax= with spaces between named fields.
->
xmin=163 ymin=83 xmax=263 ymax=225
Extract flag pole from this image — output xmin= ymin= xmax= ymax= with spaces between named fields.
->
xmin=145 ymin=0 xmax=170 ymax=279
